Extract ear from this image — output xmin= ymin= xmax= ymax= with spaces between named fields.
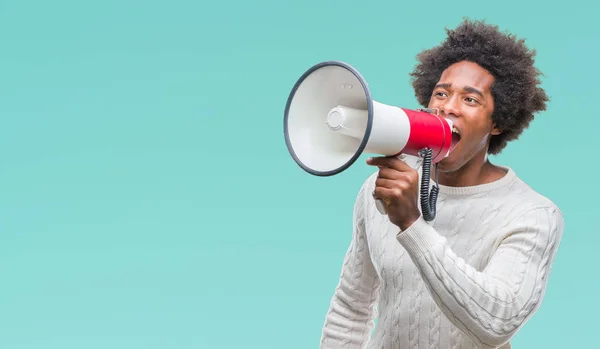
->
xmin=491 ymin=123 xmax=503 ymax=136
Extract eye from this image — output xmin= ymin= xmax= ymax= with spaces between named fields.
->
xmin=464 ymin=97 xmax=479 ymax=104
xmin=434 ymin=91 xmax=447 ymax=98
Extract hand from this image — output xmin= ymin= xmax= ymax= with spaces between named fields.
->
xmin=367 ymin=156 xmax=421 ymax=231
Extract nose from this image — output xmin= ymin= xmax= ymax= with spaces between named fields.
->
xmin=439 ymin=97 xmax=460 ymax=118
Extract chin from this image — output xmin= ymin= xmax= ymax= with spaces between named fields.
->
xmin=435 ymin=160 xmax=456 ymax=173
xmin=435 ymin=155 xmax=462 ymax=173
xmin=435 ymin=138 xmax=465 ymax=172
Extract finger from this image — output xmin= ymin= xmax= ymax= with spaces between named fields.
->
xmin=377 ymin=167 xmax=409 ymax=180
xmin=367 ymin=156 xmax=413 ymax=172
xmin=375 ymin=177 xmax=399 ymax=189
xmin=372 ymin=186 xmax=399 ymax=202
xmin=374 ymin=178 xmax=412 ymax=197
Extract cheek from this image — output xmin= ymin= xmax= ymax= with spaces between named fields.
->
xmin=427 ymin=99 xmax=439 ymax=109
xmin=461 ymin=113 xmax=492 ymax=140
xmin=426 ymin=101 xmax=444 ymax=116
xmin=476 ymin=134 xmax=491 ymax=148
xmin=469 ymin=122 xmax=494 ymax=146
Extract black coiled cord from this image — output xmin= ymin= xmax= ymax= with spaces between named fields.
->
xmin=419 ymin=148 xmax=439 ymax=221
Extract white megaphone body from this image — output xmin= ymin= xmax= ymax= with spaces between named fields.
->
xmin=283 ymin=61 xmax=460 ymax=221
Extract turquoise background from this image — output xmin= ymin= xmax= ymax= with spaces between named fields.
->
xmin=0 ymin=0 xmax=596 ymax=348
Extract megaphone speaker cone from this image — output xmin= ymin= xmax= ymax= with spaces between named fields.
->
xmin=283 ymin=61 xmax=374 ymax=176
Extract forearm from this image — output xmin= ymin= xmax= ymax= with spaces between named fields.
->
xmin=396 ymin=207 xmax=563 ymax=348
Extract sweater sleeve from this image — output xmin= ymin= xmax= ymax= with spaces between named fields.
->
xmin=320 ymin=182 xmax=381 ymax=349
xmin=396 ymin=205 xmax=564 ymax=349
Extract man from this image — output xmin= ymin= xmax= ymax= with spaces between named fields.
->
xmin=319 ymin=18 xmax=564 ymax=349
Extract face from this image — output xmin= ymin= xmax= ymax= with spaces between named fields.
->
xmin=427 ymin=60 xmax=501 ymax=173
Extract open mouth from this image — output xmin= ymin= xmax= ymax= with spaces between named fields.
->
xmin=449 ymin=126 xmax=461 ymax=153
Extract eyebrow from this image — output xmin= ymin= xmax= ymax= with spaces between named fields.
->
xmin=435 ymin=83 xmax=484 ymax=97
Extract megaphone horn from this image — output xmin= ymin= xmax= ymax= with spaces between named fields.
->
xmin=283 ymin=61 xmax=460 ymax=221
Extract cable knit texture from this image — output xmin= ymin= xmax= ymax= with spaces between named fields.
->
xmin=320 ymin=157 xmax=564 ymax=349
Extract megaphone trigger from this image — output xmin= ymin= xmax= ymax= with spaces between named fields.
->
xmin=284 ymin=61 xmax=456 ymax=222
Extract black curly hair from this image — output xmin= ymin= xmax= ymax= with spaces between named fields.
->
xmin=410 ymin=18 xmax=549 ymax=155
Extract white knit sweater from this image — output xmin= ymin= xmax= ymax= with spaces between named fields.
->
xmin=320 ymin=157 xmax=564 ymax=349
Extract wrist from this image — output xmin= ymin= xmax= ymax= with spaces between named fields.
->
xmin=397 ymin=213 xmax=421 ymax=232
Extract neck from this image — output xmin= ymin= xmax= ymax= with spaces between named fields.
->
xmin=431 ymin=152 xmax=505 ymax=187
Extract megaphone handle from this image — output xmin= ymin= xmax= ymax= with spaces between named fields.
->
xmin=373 ymin=154 xmax=410 ymax=215
xmin=373 ymin=153 xmax=438 ymax=222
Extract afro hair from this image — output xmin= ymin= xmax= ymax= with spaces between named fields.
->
xmin=410 ymin=18 xmax=549 ymax=154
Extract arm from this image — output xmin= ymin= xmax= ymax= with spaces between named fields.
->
xmin=320 ymin=182 xmax=381 ymax=349
xmin=396 ymin=205 xmax=564 ymax=349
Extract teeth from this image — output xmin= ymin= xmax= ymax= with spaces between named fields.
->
xmin=452 ymin=127 xmax=460 ymax=135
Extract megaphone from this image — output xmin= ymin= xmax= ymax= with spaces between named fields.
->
xmin=283 ymin=61 xmax=460 ymax=221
